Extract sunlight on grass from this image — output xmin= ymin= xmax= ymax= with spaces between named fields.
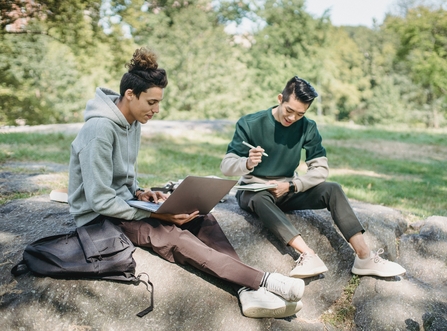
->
xmin=136 ymin=134 xmax=232 ymax=187
xmin=0 ymin=133 xmax=74 ymax=163
xmin=1 ymin=124 xmax=446 ymax=218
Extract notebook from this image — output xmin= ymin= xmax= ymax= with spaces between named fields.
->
xmin=233 ymin=183 xmax=277 ymax=192
xmin=127 ymin=176 xmax=237 ymax=214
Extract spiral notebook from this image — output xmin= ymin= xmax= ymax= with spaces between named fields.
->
xmin=127 ymin=176 xmax=237 ymax=214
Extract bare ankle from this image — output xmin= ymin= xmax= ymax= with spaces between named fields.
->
xmin=357 ymin=251 xmax=370 ymax=259
xmin=300 ymin=249 xmax=315 ymax=256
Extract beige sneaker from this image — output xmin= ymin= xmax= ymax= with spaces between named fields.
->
xmin=238 ymin=287 xmax=303 ymax=318
xmin=263 ymin=273 xmax=305 ymax=301
xmin=289 ymin=253 xmax=329 ymax=278
xmin=351 ymin=248 xmax=406 ymax=277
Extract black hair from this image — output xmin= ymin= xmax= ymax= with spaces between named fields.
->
xmin=281 ymin=76 xmax=318 ymax=107
xmin=119 ymin=47 xmax=168 ymax=98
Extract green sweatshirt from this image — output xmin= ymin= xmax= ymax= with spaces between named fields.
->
xmin=68 ymin=87 xmax=152 ymax=227
xmin=220 ymin=107 xmax=329 ymax=193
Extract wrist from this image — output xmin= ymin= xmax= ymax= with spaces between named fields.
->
xmin=246 ymin=159 xmax=253 ymax=171
xmin=135 ymin=188 xmax=144 ymax=199
xmin=288 ymin=181 xmax=296 ymax=193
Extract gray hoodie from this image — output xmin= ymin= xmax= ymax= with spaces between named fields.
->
xmin=68 ymin=87 xmax=152 ymax=227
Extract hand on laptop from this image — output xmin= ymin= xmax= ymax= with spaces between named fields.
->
xmin=152 ymin=210 xmax=200 ymax=226
xmin=138 ymin=190 xmax=168 ymax=203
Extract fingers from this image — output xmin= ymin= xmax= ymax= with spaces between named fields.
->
xmin=155 ymin=191 xmax=169 ymax=201
xmin=267 ymin=181 xmax=289 ymax=198
xmin=247 ymin=147 xmax=265 ymax=169
xmin=139 ymin=190 xmax=168 ymax=203
xmin=157 ymin=211 xmax=200 ymax=226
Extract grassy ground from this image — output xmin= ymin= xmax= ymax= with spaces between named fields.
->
xmin=1 ymin=122 xmax=446 ymax=219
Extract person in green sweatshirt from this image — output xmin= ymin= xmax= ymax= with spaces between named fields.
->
xmin=68 ymin=47 xmax=307 ymax=319
xmin=221 ymin=76 xmax=406 ymax=279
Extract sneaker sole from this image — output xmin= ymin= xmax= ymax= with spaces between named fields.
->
xmin=351 ymin=267 xmax=406 ymax=277
xmin=243 ymin=301 xmax=303 ymax=318
xmin=289 ymin=265 xmax=329 ymax=278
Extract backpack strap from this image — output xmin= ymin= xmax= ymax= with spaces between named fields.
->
xmin=136 ymin=272 xmax=154 ymax=317
xmin=11 ymin=260 xmax=29 ymax=276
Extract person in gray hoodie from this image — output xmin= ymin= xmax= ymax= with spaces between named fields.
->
xmin=68 ymin=47 xmax=306 ymax=319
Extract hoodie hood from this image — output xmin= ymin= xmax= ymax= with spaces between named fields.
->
xmin=85 ymin=87 xmax=130 ymax=129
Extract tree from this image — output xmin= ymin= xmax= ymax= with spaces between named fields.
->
xmin=244 ymin=0 xmax=333 ymax=113
xmin=0 ymin=33 xmax=91 ymax=125
xmin=385 ymin=6 xmax=447 ymax=127
xmin=0 ymin=0 xmax=133 ymax=125
xmin=102 ymin=0 xmax=253 ymax=119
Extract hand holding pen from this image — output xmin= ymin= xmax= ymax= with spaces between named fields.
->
xmin=243 ymin=141 xmax=268 ymax=170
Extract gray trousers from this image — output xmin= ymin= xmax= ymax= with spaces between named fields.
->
xmin=236 ymin=182 xmax=365 ymax=245
xmin=115 ymin=214 xmax=264 ymax=291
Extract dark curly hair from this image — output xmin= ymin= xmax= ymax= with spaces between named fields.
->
xmin=119 ymin=47 xmax=168 ymax=98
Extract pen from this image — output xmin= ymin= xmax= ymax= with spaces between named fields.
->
xmin=242 ymin=141 xmax=268 ymax=157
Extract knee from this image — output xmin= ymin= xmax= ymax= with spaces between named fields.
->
xmin=320 ymin=182 xmax=348 ymax=203
xmin=328 ymin=181 xmax=343 ymax=191
xmin=321 ymin=181 xmax=343 ymax=194
xmin=250 ymin=191 xmax=275 ymax=207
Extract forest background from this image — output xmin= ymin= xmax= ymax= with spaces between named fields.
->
xmin=1 ymin=0 xmax=446 ymax=128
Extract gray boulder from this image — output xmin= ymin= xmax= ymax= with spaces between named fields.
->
xmin=1 ymin=187 xmax=446 ymax=330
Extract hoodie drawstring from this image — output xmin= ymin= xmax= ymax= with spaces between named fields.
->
xmin=126 ymin=126 xmax=130 ymax=182
xmin=134 ymin=132 xmax=139 ymax=191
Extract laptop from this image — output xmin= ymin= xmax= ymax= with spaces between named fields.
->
xmin=127 ymin=176 xmax=237 ymax=214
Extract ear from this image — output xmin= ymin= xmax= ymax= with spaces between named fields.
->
xmin=277 ymin=93 xmax=283 ymax=104
xmin=124 ymin=89 xmax=134 ymax=101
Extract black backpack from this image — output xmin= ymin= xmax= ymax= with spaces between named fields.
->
xmin=11 ymin=219 xmax=153 ymax=317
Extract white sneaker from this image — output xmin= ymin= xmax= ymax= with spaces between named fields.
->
xmin=263 ymin=273 xmax=305 ymax=302
xmin=289 ymin=253 xmax=329 ymax=278
xmin=351 ymin=248 xmax=406 ymax=277
xmin=238 ymin=287 xmax=303 ymax=318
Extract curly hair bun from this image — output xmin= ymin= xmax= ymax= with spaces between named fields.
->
xmin=126 ymin=47 xmax=158 ymax=72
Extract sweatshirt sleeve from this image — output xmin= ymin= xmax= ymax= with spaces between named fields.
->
xmin=294 ymin=156 xmax=329 ymax=192
xmin=220 ymin=153 xmax=253 ymax=176
xmin=220 ymin=118 xmax=254 ymax=176
xmin=290 ymin=120 xmax=328 ymax=192
xmin=78 ymin=136 xmax=151 ymax=220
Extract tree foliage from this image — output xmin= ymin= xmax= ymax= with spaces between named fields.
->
xmin=0 ymin=0 xmax=446 ymax=127
xmin=384 ymin=6 xmax=447 ymax=127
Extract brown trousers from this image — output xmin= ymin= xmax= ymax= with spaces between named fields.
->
xmin=115 ymin=214 xmax=264 ymax=290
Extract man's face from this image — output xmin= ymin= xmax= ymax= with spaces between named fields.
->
xmin=127 ymin=87 xmax=164 ymax=124
xmin=275 ymin=94 xmax=310 ymax=127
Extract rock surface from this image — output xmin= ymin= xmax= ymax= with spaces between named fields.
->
xmin=1 ymin=122 xmax=446 ymax=330
xmin=1 ymin=187 xmax=447 ymax=330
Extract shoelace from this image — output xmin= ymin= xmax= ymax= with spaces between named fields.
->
xmin=295 ymin=252 xmax=311 ymax=266
xmin=265 ymin=275 xmax=287 ymax=295
xmin=372 ymin=248 xmax=387 ymax=264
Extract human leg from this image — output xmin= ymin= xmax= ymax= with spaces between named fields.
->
xmin=179 ymin=213 xmax=240 ymax=260
xmin=119 ymin=217 xmax=306 ymax=317
xmin=279 ymin=182 xmax=365 ymax=242
xmin=119 ymin=217 xmax=264 ymax=289
xmin=280 ymin=182 xmax=405 ymax=277
xmin=236 ymin=190 xmax=300 ymax=245
xmin=237 ymin=189 xmax=328 ymax=278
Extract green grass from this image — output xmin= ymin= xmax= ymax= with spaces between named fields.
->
xmin=321 ymin=275 xmax=359 ymax=330
xmin=318 ymin=124 xmax=447 ymax=218
xmin=1 ymin=123 xmax=446 ymax=219
xmin=0 ymin=132 xmax=73 ymax=163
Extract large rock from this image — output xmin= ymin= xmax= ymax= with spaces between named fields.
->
xmin=1 ymin=188 xmax=446 ymax=330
